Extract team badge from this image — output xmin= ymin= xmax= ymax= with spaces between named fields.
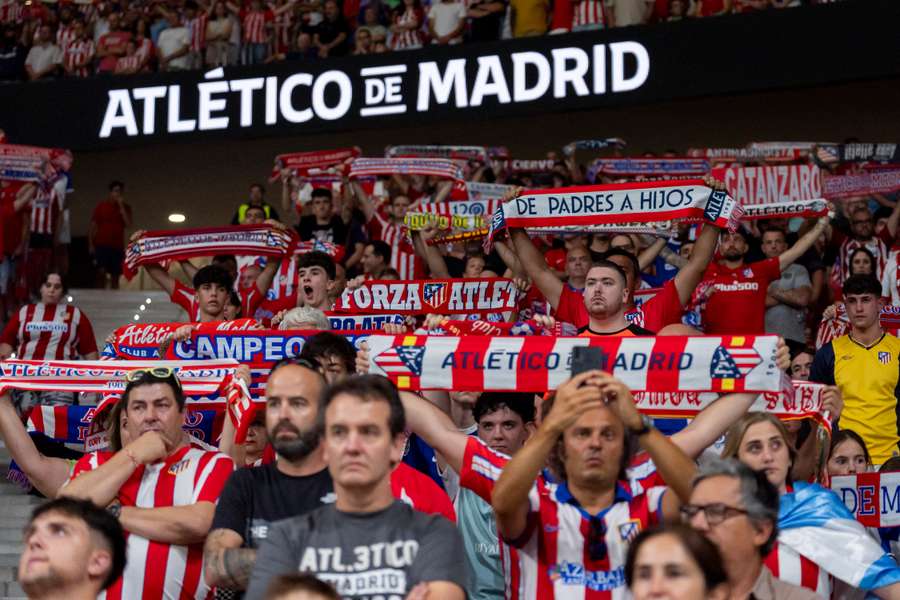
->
xmin=373 ymin=345 xmax=426 ymax=377
xmin=168 ymin=459 xmax=191 ymax=475
xmin=742 ymin=268 xmax=753 ymax=278
xmin=879 ymin=351 xmax=892 ymax=365
xmin=618 ymin=519 xmax=642 ymax=543
xmin=710 ymin=344 xmax=762 ymax=379
xmin=423 ymin=283 xmax=448 ymax=310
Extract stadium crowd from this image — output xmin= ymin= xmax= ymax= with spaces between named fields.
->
xmin=2 ymin=135 xmax=900 ymax=600
xmin=0 ymin=0 xmax=840 ymax=81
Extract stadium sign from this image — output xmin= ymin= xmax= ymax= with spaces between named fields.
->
xmin=98 ymin=41 xmax=649 ymax=139
xmin=0 ymin=0 xmax=896 ymax=150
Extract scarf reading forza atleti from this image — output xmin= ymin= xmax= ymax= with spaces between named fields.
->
xmin=484 ymin=180 xmax=740 ymax=251
xmin=123 ymin=225 xmax=293 ymax=279
xmin=334 ymin=278 xmax=519 ymax=315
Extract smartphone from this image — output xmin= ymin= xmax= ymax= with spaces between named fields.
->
xmin=571 ymin=346 xmax=605 ymax=377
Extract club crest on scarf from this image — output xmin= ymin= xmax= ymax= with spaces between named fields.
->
xmin=880 ymin=351 xmax=892 ymax=365
xmin=372 ymin=344 xmax=426 ymax=377
xmin=710 ymin=343 xmax=762 ymax=379
xmin=618 ymin=520 xmax=641 ymax=543
xmin=423 ymin=283 xmax=448 ymax=310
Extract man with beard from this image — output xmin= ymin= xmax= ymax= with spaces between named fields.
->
xmin=204 ymin=358 xmax=331 ymax=596
xmin=700 ymin=217 xmax=826 ymax=336
xmin=577 ymin=260 xmax=654 ymax=337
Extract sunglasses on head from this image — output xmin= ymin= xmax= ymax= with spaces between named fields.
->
xmin=124 ymin=366 xmax=183 ymax=392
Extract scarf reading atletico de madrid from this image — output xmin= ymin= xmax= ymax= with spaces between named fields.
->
xmin=123 ymin=225 xmax=293 ymax=279
xmin=364 ymin=334 xmax=786 ymax=394
xmin=484 ymin=179 xmax=740 ymax=251
xmin=334 ymin=278 xmax=518 ymax=316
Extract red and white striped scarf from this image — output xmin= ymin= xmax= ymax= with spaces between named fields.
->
xmin=832 ymin=473 xmax=900 ymax=528
xmin=588 ymin=157 xmax=710 ymax=180
xmin=741 ymin=199 xmax=829 ymax=220
xmin=485 ymin=179 xmax=740 ymax=250
xmin=815 ymin=305 xmax=900 ymax=349
xmin=124 ymin=225 xmax=293 ymax=279
xmin=270 ymin=147 xmax=360 ymax=180
xmin=348 ymin=158 xmax=465 ymax=182
xmin=365 ymin=333 xmax=788 ymax=394
xmin=0 ymin=143 xmax=73 ymax=183
xmin=687 ymin=146 xmax=808 ymax=163
xmin=385 ymin=145 xmax=490 ymax=163
xmin=335 ymin=278 xmax=518 ymax=315
xmin=824 ymin=169 xmax=900 ymax=199
xmin=0 ymin=358 xmax=241 ymax=396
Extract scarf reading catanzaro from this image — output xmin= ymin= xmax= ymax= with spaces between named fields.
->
xmin=364 ymin=334 xmax=787 ymax=394
xmin=0 ymin=142 xmax=73 ymax=183
xmin=334 ymin=278 xmax=518 ymax=315
xmin=270 ymin=147 xmax=360 ymax=180
xmin=348 ymin=157 xmax=465 ymax=181
xmin=123 ymin=225 xmax=293 ymax=279
xmin=484 ymin=179 xmax=740 ymax=250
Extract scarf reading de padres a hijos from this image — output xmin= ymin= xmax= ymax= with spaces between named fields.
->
xmin=484 ymin=179 xmax=740 ymax=251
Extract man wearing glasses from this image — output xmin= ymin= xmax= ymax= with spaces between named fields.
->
xmin=488 ymin=370 xmax=697 ymax=599
xmin=60 ymin=367 xmax=235 ymax=600
xmin=683 ymin=458 xmax=817 ymax=600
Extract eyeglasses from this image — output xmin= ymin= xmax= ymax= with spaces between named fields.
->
xmin=588 ymin=517 xmax=607 ymax=562
xmin=124 ymin=366 xmax=183 ymax=391
xmin=680 ymin=503 xmax=748 ymax=525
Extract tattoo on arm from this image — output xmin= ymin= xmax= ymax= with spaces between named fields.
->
xmin=221 ymin=548 xmax=257 ymax=590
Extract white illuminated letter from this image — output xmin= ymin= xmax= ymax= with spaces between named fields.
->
xmin=98 ymin=90 xmax=138 ymax=138
xmin=265 ymin=76 xmax=279 ymax=125
xmin=167 ymin=85 xmax=196 ymax=133
xmin=197 ymin=71 xmax=230 ymax=130
xmin=312 ymin=71 xmax=352 ymax=120
xmin=132 ymin=86 xmax=166 ymax=134
xmin=416 ymin=59 xmax=468 ymax=111
xmin=279 ymin=73 xmax=314 ymax=123
xmin=511 ymin=51 xmax=550 ymax=102
xmin=229 ymin=77 xmax=265 ymax=127
xmin=469 ymin=55 xmax=511 ymax=107
xmin=592 ymin=44 xmax=606 ymax=95
xmin=551 ymin=47 xmax=589 ymax=99
xmin=610 ymin=41 xmax=649 ymax=92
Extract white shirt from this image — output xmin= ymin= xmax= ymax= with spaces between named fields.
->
xmin=429 ymin=0 xmax=466 ymax=42
xmin=157 ymin=26 xmax=190 ymax=69
xmin=25 ymin=42 xmax=62 ymax=76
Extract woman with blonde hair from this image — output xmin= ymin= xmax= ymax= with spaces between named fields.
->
xmin=722 ymin=412 xmax=900 ymax=598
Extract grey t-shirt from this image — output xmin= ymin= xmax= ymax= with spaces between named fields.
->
xmin=765 ymin=262 xmax=811 ymax=343
xmin=244 ymin=500 xmax=467 ymax=600
xmin=456 ymin=488 xmax=503 ymax=600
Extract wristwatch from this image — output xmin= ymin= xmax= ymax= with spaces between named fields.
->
xmin=630 ymin=414 xmax=654 ymax=437
xmin=106 ymin=501 xmax=122 ymax=519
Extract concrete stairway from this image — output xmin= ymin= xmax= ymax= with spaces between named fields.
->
xmin=66 ymin=288 xmax=183 ymax=347
xmin=0 ymin=443 xmax=43 ymax=600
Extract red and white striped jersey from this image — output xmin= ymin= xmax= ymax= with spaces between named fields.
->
xmin=833 ymin=235 xmax=891 ymax=287
xmin=56 ymin=24 xmax=78 ymax=50
xmin=63 ymin=38 xmax=95 ymax=77
xmin=270 ymin=3 xmax=293 ymax=52
xmin=390 ymin=6 xmax=424 ymax=50
xmin=69 ymin=446 xmax=234 ymax=600
xmin=0 ymin=2 xmax=24 ymax=24
xmin=29 ymin=178 xmax=66 ymax=235
xmin=241 ymin=9 xmax=272 ymax=43
xmin=188 ymin=12 xmax=208 ymax=51
xmin=764 ymin=540 xmax=831 ymax=597
xmin=459 ymin=436 xmax=665 ymax=600
xmin=367 ymin=212 xmax=423 ymax=279
xmin=571 ymin=0 xmax=607 ymax=28
xmin=135 ymin=36 xmax=153 ymax=64
xmin=0 ymin=303 xmax=98 ymax=360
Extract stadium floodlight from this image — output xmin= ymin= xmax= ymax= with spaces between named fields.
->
xmin=168 ymin=213 xmax=186 ymax=223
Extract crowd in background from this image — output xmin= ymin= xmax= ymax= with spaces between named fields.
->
xmin=0 ymin=0 xmax=842 ymax=81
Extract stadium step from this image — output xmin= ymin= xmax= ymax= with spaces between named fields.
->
xmin=65 ymin=288 xmax=182 ymax=350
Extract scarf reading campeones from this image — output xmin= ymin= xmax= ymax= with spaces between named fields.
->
xmin=484 ymin=179 xmax=740 ymax=250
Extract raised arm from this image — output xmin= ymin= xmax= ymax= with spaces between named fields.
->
xmin=411 ymin=228 xmax=450 ymax=279
xmin=672 ymin=222 xmax=719 ymax=306
xmin=351 ymin=181 xmax=376 ymax=222
xmin=509 ymin=227 xmax=564 ymax=308
xmin=779 ymin=216 xmax=828 ymax=271
xmin=0 ymin=393 xmax=71 ymax=497
xmin=637 ymin=237 xmax=667 ymax=271
xmin=670 ymin=393 xmax=757 ymax=459
xmin=492 ymin=371 xmax=604 ymax=541
xmin=400 ymin=390 xmax=468 ymax=473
